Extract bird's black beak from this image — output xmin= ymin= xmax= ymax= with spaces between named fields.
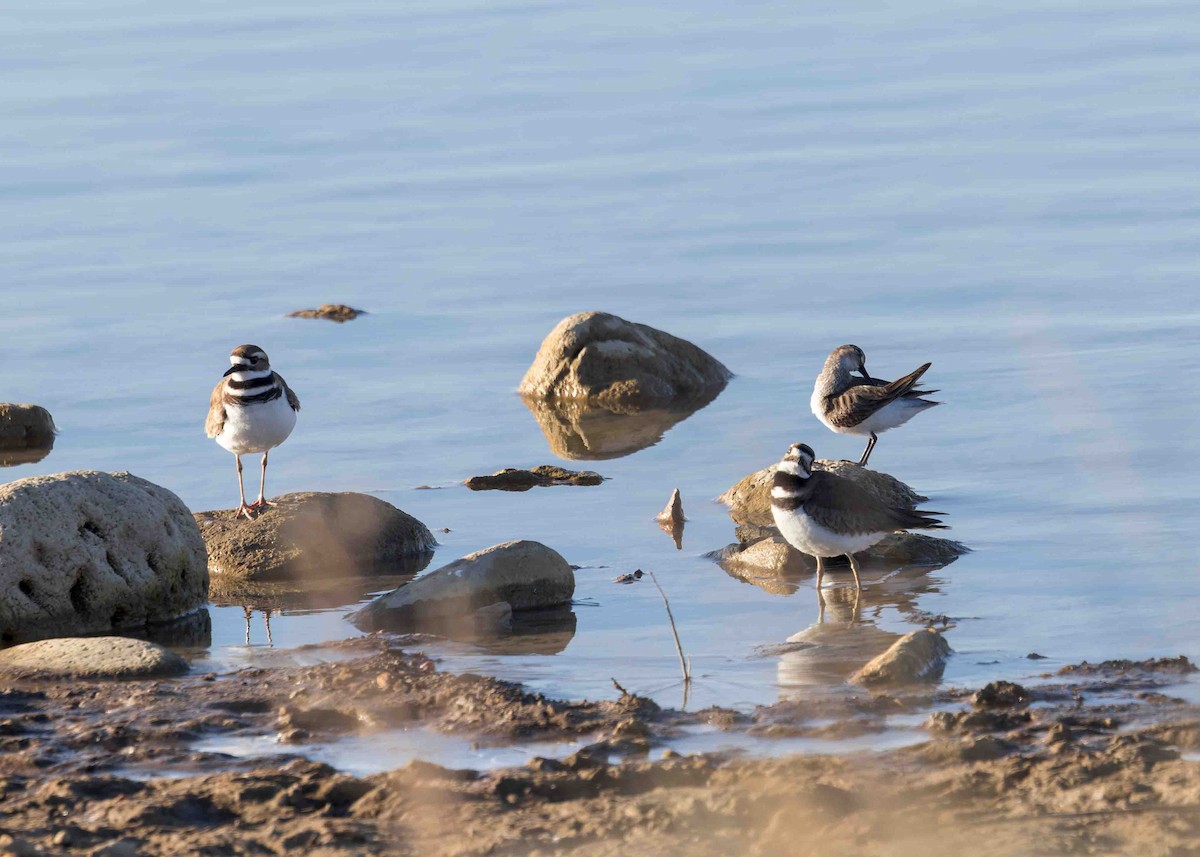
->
xmin=223 ymin=365 xmax=241 ymax=377
xmin=857 ymin=363 xmax=872 ymax=381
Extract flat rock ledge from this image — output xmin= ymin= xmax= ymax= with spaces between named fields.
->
xmin=352 ymin=540 xmax=574 ymax=633
xmin=0 ymin=636 xmax=188 ymax=679
xmin=286 ymin=303 xmax=366 ymax=322
xmin=465 ymin=465 xmax=603 ymax=491
xmin=718 ymin=460 xmax=928 ymax=528
xmin=0 ymin=403 xmax=57 ymax=466
xmin=850 ymin=628 xmax=951 ymax=686
xmin=519 ymin=311 xmax=731 ymax=407
xmin=0 ymin=471 xmax=208 ymax=643
xmin=195 ymin=492 xmax=435 ymax=583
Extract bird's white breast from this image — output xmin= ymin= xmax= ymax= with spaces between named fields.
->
xmin=215 ymin=394 xmax=296 ymax=455
xmin=772 ymin=503 xmax=885 ymax=558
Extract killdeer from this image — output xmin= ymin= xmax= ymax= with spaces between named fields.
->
xmin=205 ymin=345 xmax=300 ymax=519
xmin=770 ymin=443 xmax=946 ymax=591
xmin=810 ymin=345 xmax=939 ymax=466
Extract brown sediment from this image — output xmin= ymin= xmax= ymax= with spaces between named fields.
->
xmin=0 ymin=643 xmax=1198 ymax=855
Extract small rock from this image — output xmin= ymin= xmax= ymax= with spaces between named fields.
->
xmin=1026 ymin=652 xmax=1048 ymax=660
xmin=351 ymin=541 xmax=574 ymax=633
xmin=285 ymin=304 xmax=365 ymax=323
xmin=1058 ymin=656 xmax=1197 ymax=675
xmin=0 ymin=636 xmax=188 ymax=679
xmin=849 ymin=629 xmax=951 ymax=687
xmin=519 ymin=311 xmax=731 ymax=406
xmin=656 ymin=489 xmax=685 ymax=526
xmin=0 ymin=833 xmax=44 ymax=857
xmin=973 ymin=681 xmax=1030 ymax=708
xmin=0 ymin=471 xmax=208 ymax=642
xmin=0 ymin=403 xmax=56 ymax=467
xmin=194 ymin=492 xmax=435 ymax=583
xmin=613 ymin=570 xmax=644 ymax=584
xmin=464 ymin=466 xmax=602 ymax=492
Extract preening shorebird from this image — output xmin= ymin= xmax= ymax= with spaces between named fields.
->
xmin=810 ymin=345 xmax=939 ymax=466
xmin=770 ymin=443 xmax=946 ymax=591
xmin=205 ymin=344 xmax=300 ymax=519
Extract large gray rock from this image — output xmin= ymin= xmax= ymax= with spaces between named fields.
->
xmin=352 ymin=540 xmax=574 ymax=633
xmin=849 ymin=629 xmax=951 ymax=687
xmin=0 ymin=471 xmax=208 ymax=643
xmin=519 ymin=311 xmax=731 ymax=407
xmin=718 ymin=461 xmax=928 ymax=528
xmin=0 ymin=636 xmax=188 ymax=679
xmin=0 ymin=403 xmax=56 ymax=467
xmin=195 ymin=492 xmax=435 ymax=583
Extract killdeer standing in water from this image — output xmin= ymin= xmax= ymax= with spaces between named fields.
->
xmin=205 ymin=345 xmax=300 ymax=519
xmin=810 ymin=345 xmax=939 ymax=466
xmin=771 ymin=443 xmax=946 ymax=592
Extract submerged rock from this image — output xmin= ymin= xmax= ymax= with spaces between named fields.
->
xmin=352 ymin=540 xmax=574 ymax=633
xmin=0 ymin=403 xmax=56 ymax=467
xmin=0 ymin=636 xmax=188 ymax=679
xmin=849 ymin=628 xmax=951 ymax=687
xmin=519 ymin=311 xmax=731 ymax=406
xmin=0 ymin=471 xmax=208 ymax=643
xmin=522 ymin=393 xmax=721 ymax=460
xmin=285 ymin=303 xmax=366 ymax=322
xmin=465 ymin=465 xmax=603 ymax=491
xmin=718 ymin=460 xmax=928 ymax=528
xmin=195 ymin=492 xmax=435 ymax=583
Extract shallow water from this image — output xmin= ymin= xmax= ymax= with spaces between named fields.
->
xmin=3 ymin=0 xmax=1200 ymax=764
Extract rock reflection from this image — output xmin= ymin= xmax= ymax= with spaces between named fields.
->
xmin=773 ymin=566 xmax=947 ymax=697
xmin=465 ymin=606 xmax=578 ymax=656
xmin=521 ymin=390 xmax=722 ymax=460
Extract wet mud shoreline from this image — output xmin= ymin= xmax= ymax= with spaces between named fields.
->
xmin=0 ymin=639 xmax=1197 ymax=856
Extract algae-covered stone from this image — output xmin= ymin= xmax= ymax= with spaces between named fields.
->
xmin=0 ymin=471 xmax=208 ymax=643
xmin=849 ymin=629 xmax=950 ymax=687
xmin=352 ymin=540 xmax=574 ymax=633
xmin=0 ymin=636 xmax=188 ymax=679
xmin=519 ymin=311 xmax=731 ymax=406
xmin=465 ymin=466 xmax=603 ymax=491
xmin=195 ymin=492 xmax=435 ymax=583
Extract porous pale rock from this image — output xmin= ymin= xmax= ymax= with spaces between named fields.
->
xmin=849 ymin=629 xmax=951 ymax=686
xmin=0 ymin=404 xmax=56 ymax=467
xmin=352 ymin=540 xmax=574 ymax=633
xmin=195 ymin=492 xmax=435 ymax=583
xmin=519 ymin=311 xmax=731 ymax=406
xmin=0 ymin=636 xmax=188 ymax=679
xmin=718 ymin=461 xmax=928 ymax=528
xmin=0 ymin=471 xmax=208 ymax=643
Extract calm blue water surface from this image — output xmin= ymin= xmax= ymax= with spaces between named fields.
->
xmin=3 ymin=0 xmax=1199 ymax=752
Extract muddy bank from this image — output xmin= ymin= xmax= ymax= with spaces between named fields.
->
xmin=0 ymin=645 xmax=1197 ymax=855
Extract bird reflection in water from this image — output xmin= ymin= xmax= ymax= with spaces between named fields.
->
xmin=242 ymin=606 xmax=274 ymax=647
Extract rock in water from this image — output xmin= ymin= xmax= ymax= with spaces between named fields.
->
xmin=656 ymin=489 xmax=685 ymax=526
xmin=465 ymin=466 xmax=603 ymax=491
xmin=519 ymin=311 xmax=731 ymax=406
xmin=719 ymin=461 xmax=928 ymax=528
xmin=849 ymin=629 xmax=951 ymax=686
xmin=195 ymin=492 xmax=435 ymax=583
xmin=286 ymin=303 xmax=366 ymax=322
xmin=0 ymin=472 xmax=208 ymax=643
xmin=352 ymin=540 xmax=574 ymax=633
xmin=0 ymin=636 xmax=188 ymax=679
xmin=0 ymin=403 xmax=57 ymax=467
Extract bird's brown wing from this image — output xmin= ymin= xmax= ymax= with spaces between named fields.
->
xmin=205 ymin=380 xmax=227 ymax=438
xmin=823 ymin=363 xmax=932 ymax=428
xmin=277 ymin=373 xmax=300 ymax=411
xmin=802 ymin=472 xmax=906 ymax=535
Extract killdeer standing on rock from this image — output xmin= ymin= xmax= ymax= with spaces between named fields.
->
xmin=205 ymin=345 xmax=300 ymax=519
xmin=771 ymin=443 xmax=946 ymax=592
xmin=810 ymin=345 xmax=939 ymax=466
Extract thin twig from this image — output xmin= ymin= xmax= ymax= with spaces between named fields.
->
xmin=648 ymin=571 xmax=691 ymax=685
xmin=611 ymin=678 xmax=631 ymax=696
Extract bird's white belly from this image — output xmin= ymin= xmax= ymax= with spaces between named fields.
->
xmin=772 ymin=505 xmax=885 ymax=558
xmin=821 ymin=397 xmax=924 ymax=438
xmin=216 ymin=396 xmax=296 ymax=455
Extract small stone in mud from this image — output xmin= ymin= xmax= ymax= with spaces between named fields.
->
xmin=285 ymin=303 xmax=366 ymax=322
xmin=464 ymin=466 xmax=603 ymax=491
xmin=973 ymin=680 xmax=1030 ymax=708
